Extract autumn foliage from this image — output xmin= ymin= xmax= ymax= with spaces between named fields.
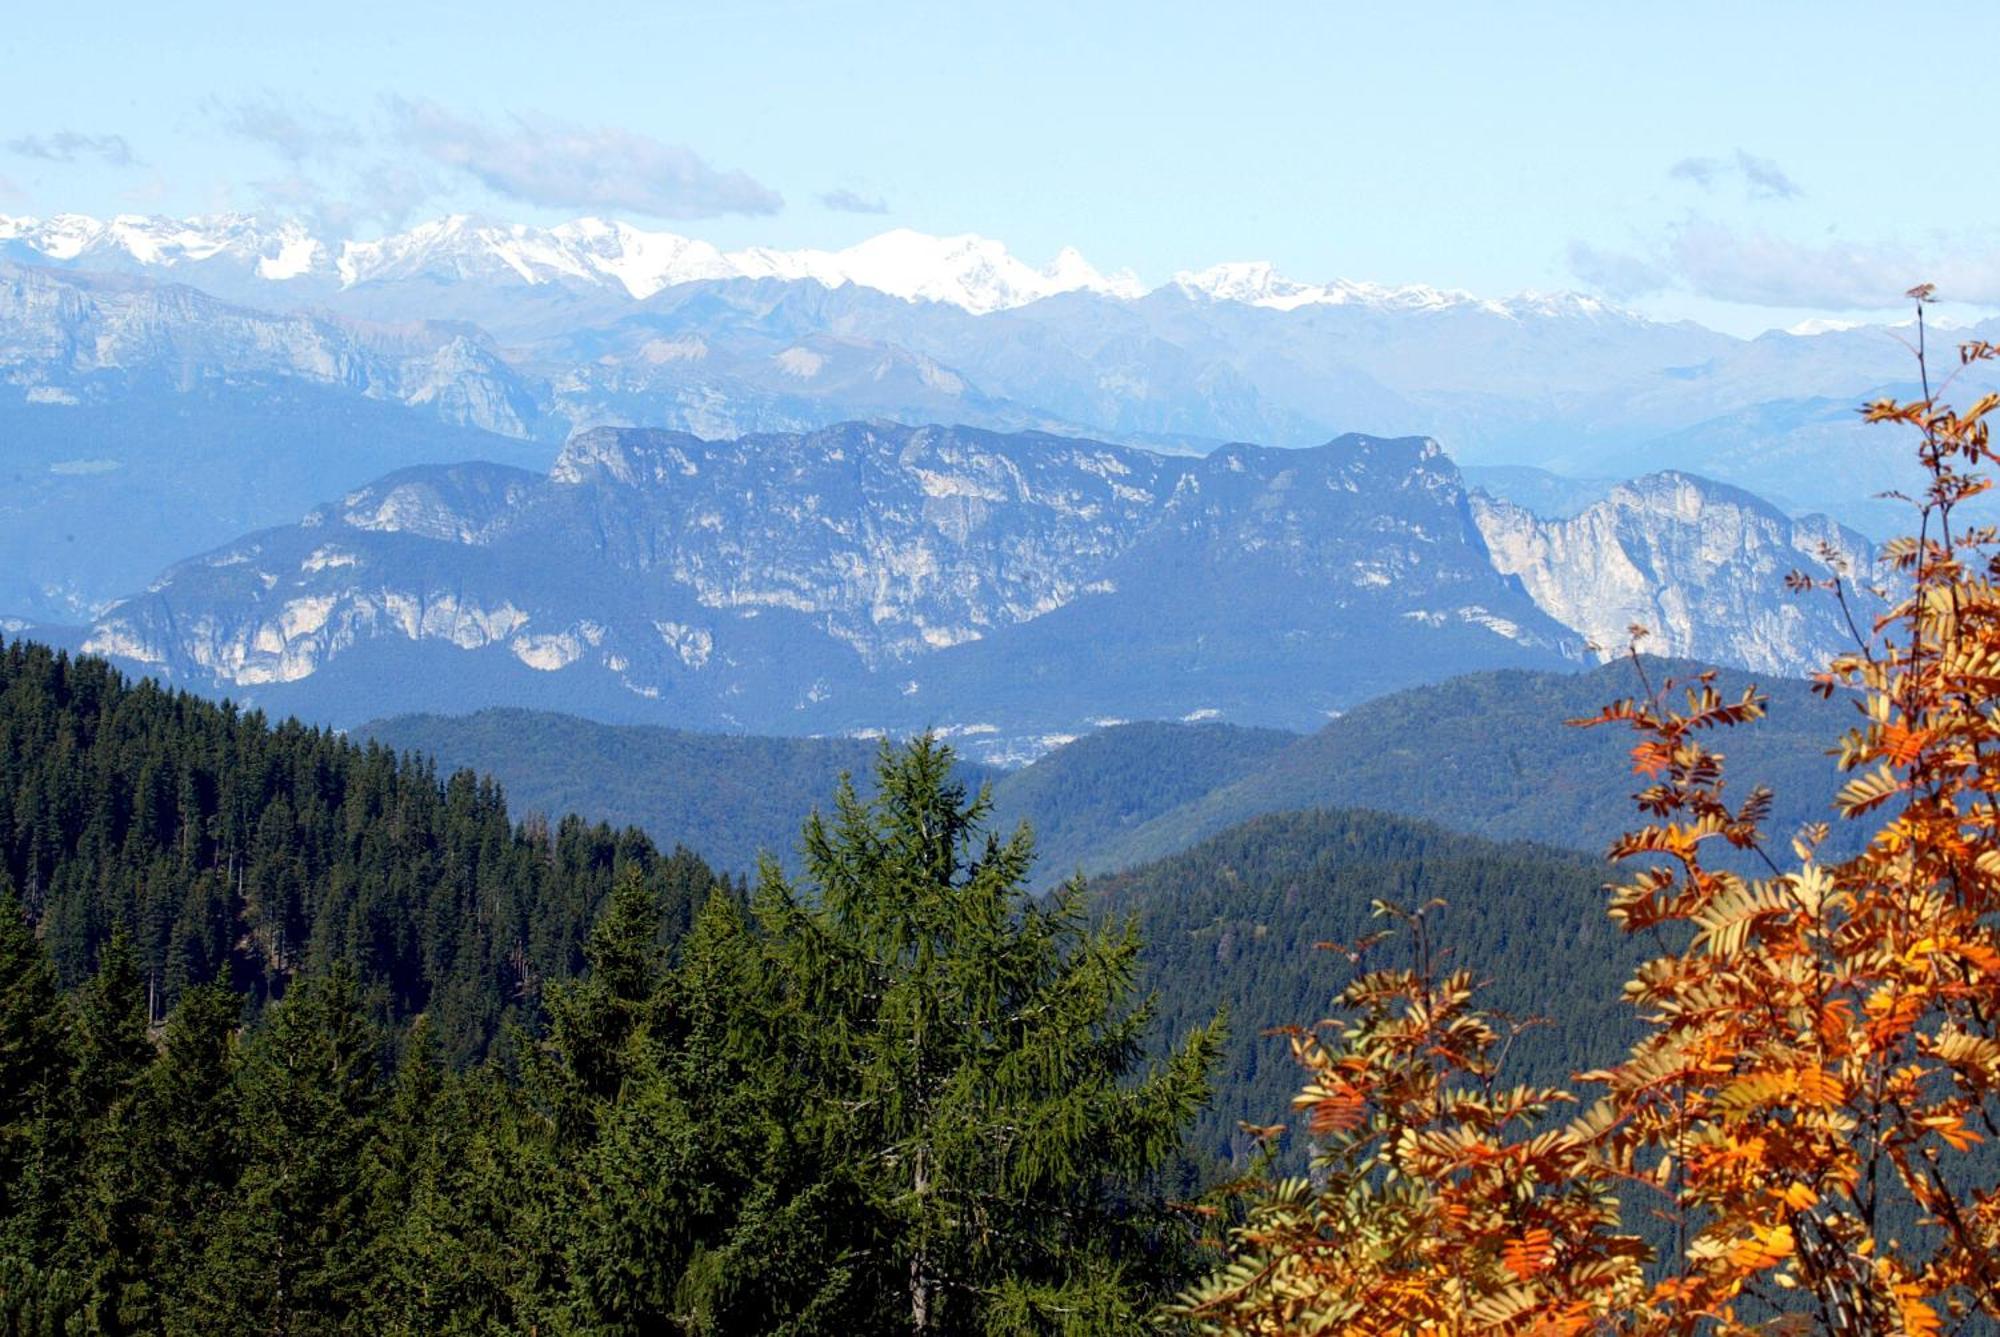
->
xmin=1175 ymin=294 xmax=2000 ymax=1334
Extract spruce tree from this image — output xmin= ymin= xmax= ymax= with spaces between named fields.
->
xmin=140 ymin=985 xmax=242 ymax=1335
xmin=71 ymin=930 xmax=154 ymax=1119
xmin=196 ymin=965 xmax=382 ymax=1335
xmin=69 ymin=931 xmax=168 ymax=1333
xmin=753 ymin=736 xmax=1221 ymax=1332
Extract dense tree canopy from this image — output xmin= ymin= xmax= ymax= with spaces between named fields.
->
xmin=0 ymin=639 xmax=723 ymax=1062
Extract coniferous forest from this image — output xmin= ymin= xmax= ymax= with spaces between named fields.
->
xmin=0 ymin=639 xmax=1226 ymax=1333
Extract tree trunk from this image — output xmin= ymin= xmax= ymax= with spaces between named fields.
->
xmin=909 ymin=1147 xmax=932 ymax=1330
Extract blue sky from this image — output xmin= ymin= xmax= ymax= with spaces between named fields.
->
xmin=2 ymin=0 xmax=1992 ymax=334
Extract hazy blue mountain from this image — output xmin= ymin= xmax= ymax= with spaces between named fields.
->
xmin=1463 ymin=464 xmax=1617 ymax=517
xmin=0 ymin=263 xmax=555 ymax=618
xmin=76 ymin=424 xmax=1605 ymax=758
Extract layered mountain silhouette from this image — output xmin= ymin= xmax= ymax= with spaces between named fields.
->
xmin=72 ymin=422 xmax=1868 ymax=761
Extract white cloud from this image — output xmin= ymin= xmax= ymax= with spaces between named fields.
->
xmin=1733 ymin=151 xmax=1801 ymax=201
xmin=1567 ymin=219 xmax=2000 ymax=310
xmin=211 ymin=95 xmax=360 ymax=165
xmin=388 ymin=97 xmax=781 ymax=219
xmin=1564 ymin=240 xmax=1669 ymax=301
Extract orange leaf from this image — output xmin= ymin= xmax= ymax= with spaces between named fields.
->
xmin=1502 ymin=1227 xmax=1556 ymax=1280
xmin=1306 ymin=1080 xmax=1367 ymax=1136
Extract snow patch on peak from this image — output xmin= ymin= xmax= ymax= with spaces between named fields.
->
xmin=1 ymin=211 xmax=325 ymax=276
xmin=721 ymin=228 xmax=1140 ymax=313
xmin=1 ymin=210 xmax=1635 ymax=320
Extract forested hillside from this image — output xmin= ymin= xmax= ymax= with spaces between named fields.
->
xmin=0 ymin=682 xmax=1221 ymax=1333
xmin=0 ymin=637 xmax=1888 ymax=1329
xmin=0 ymin=640 xmax=726 ymax=1063
xmin=1095 ymin=807 xmax=1648 ymax=1166
xmin=356 ymin=708 xmax=921 ymax=876
xmin=986 ymin=721 xmax=1297 ymax=880
xmin=362 ymin=707 xmax=1294 ymax=881
xmin=361 ymin=658 xmax=1850 ymax=888
xmin=1089 ymin=657 xmax=1857 ymax=871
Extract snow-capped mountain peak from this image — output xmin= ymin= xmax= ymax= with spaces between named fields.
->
xmin=0 ymin=211 xmax=325 ymax=279
xmin=745 ymin=228 xmax=1143 ymax=313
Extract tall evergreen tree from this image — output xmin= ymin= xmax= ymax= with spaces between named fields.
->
xmin=196 ymin=965 xmax=383 ymax=1336
xmin=753 ymin=736 xmax=1222 ymax=1332
xmin=136 ymin=985 xmax=242 ymax=1336
xmin=71 ymin=930 xmax=154 ymax=1119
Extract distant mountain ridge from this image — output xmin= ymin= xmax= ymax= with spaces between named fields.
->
xmin=0 ymin=210 xmax=1966 ymax=626
xmin=68 ymin=420 xmax=1870 ymax=760
xmin=76 ymin=424 xmax=1581 ymax=755
xmin=358 ymin=658 xmax=1857 ymax=889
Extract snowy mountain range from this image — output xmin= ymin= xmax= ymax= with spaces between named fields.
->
xmin=0 ymin=211 xmax=1603 ymax=318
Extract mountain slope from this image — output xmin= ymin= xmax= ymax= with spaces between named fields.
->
xmin=358 ymin=708 xmax=1006 ymax=877
xmin=0 ymin=639 xmax=725 ymax=1063
xmin=1472 ymin=471 xmax=1877 ymax=674
xmin=352 ymin=658 xmax=1854 ymax=888
xmin=1092 ymin=808 xmax=1644 ymax=1164
xmin=0 ymin=264 xmax=555 ymax=619
xmin=357 ymin=707 xmax=1295 ymax=881
xmin=987 ymin=721 xmax=1298 ymax=879
xmin=1089 ymin=657 xmax=1858 ymax=873
xmin=77 ymin=424 xmax=1588 ymax=755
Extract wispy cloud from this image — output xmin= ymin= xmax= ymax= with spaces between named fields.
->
xmin=820 ymin=188 xmax=889 ymax=215
xmin=1733 ymin=151 xmax=1800 ymax=201
xmin=1668 ymin=148 xmax=1801 ymax=201
xmin=1568 ymin=219 xmax=2000 ymax=309
xmin=1564 ymin=240 xmax=1670 ymax=301
xmin=211 ymin=95 xmax=360 ymax=164
xmin=388 ymin=97 xmax=781 ymax=219
xmin=7 ymin=131 xmax=140 ymax=168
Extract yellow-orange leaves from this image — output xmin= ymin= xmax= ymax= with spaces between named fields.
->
xmin=1180 ymin=311 xmax=2000 ymax=1333
xmin=1501 ymin=1227 xmax=1556 ymax=1281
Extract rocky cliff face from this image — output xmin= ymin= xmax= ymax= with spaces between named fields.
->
xmin=0 ymin=263 xmax=540 ymax=438
xmin=77 ymin=425 xmax=1584 ymax=756
xmin=1471 ymin=472 xmax=1875 ymax=675
xmin=65 ymin=422 xmax=1876 ymax=760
